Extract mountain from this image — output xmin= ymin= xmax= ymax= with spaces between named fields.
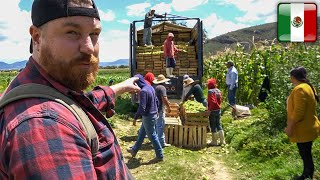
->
xmin=99 ymin=59 xmax=129 ymax=67
xmin=0 ymin=60 xmax=27 ymax=70
xmin=0 ymin=59 xmax=129 ymax=70
xmin=204 ymin=19 xmax=320 ymax=56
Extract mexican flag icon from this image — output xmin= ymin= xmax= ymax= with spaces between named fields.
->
xmin=278 ymin=3 xmax=317 ymax=42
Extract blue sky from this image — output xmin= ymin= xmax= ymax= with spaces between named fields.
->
xmin=0 ymin=0 xmax=317 ymax=63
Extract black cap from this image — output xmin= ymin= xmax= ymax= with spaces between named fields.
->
xmin=30 ymin=0 xmax=100 ymax=53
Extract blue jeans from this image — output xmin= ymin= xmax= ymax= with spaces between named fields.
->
xmin=131 ymin=114 xmax=163 ymax=159
xmin=156 ymin=112 xmax=166 ymax=146
xmin=227 ymin=86 xmax=237 ymax=105
xmin=143 ymin=27 xmax=152 ymax=45
xmin=209 ymin=110 xmax=222 ymax=133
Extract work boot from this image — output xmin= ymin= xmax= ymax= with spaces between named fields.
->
xmin=210 ymin=132 xmax=219 ymax=146
xmin=149 ymin=157 xmax=164 ymax=163
xmin=127 ymin=147 xmax=137 ymax=158
xmin=218 ymin=130 xmax=226 ymax=145
xmin=166 ymin=68 xmax=170 ymax=77
xmin=162 ymin=143 xmax=171 ymax=148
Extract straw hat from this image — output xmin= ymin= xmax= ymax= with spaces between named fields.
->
xmin=153 ymin=74 xmax=170 ymax=84
xmin=183 ymin=77 xmax=198 ymax=87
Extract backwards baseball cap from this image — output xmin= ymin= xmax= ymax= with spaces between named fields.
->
xmin=30 ymin=0 xmax=100 ymax=53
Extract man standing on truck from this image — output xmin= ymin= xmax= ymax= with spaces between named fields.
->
xmin=163 ymin=32 xmax=181 ymax=77
xmin=143 ymin=9 xmax=164 ymax=46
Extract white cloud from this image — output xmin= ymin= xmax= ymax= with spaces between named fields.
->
xmin=0 ymin=0 xmax=31 ymax=63
xmin=118 ymin=19 xmax=131 ymax=25
xmin=217 ymin=0 xmax=315 ymax=24
xmin=171 ymin=0 xmax=208 ymax=12
xmin=151 ymin=2 xmax=172 ymax=15
xmin=99 ymin=9 xmax=115 ymax=22
xmin=203 ymin=13 xmax=248 ymax=38
xmin=127 ymin=3 xmax=151 ymax=17
xmin=99 ymin=30 xmax=129 ymax=62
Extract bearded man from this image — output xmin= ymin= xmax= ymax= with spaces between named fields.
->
xmin=0 ymin=0 xmax=139 ymax=179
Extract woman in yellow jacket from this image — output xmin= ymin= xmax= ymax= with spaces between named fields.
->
xmin=285 ymin=66 xmax=320 ymax=180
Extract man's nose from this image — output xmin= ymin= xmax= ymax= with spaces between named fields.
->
xmin=80 ymin=36 xmax=95 ymax=54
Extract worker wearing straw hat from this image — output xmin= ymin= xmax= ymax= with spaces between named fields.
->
xmin=182 ymin=77 xmax=207 ymax=107
xmin=153 ymin=74 xmax=172 ymax=147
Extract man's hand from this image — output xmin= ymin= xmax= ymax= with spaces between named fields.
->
xmin=110 ymin=77 xmax=141 ymax=96
xmin=133 ymin=119 xmax=137 ymax=126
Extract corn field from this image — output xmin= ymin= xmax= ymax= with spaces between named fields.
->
xmin=203 ymin=42 xmax=320 ymax=131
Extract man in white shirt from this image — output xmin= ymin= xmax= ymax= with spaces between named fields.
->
xmin=225 ymin=61 xmax=238 ymax=106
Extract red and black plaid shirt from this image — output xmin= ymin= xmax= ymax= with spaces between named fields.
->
xmin=0 ymin=57 xmax=133 ymax=179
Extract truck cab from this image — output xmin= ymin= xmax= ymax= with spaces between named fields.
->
xmin=129 ymin=14 xmax=203 ymax=99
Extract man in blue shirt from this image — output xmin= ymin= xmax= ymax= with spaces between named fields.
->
xmin=225 ymin=61 xmax=238 ymax=106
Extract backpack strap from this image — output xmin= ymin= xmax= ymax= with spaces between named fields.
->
xmin=0 ymin=83 xmax=99 ymax=155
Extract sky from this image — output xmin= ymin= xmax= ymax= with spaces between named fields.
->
xmin=0 ymin=0 xmax=318 ymax=63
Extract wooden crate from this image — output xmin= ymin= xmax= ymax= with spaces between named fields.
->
xmin=180 ymin=105 xmax=209 ymax=126
xmin=164 ymin=125 xmax=207 ymax=148
xmin=165 ymin=103 xmax=180 ymax=118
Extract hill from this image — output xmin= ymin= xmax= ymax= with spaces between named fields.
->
xmin=0 ymin=59 xmax=129 ymax=70
xmin=204 ymin=19 xmax=320 ymax=56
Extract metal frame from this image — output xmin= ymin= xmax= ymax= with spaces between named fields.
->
xmin=129 ymin=14 xmax=204 ymax=97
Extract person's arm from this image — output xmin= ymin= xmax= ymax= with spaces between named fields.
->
xmin=285 ymin=88 xmax=307 ymax=137
xmin=134 ymin=90 xmax=147 ymax=119
xmin=110 ymin=77 xmax=140 ymax=96
xmin=154 ymin=13 xmax=164 ymax=18
xmin=85 ymin=77 xmax=140 ymax=117
xmin=229 ymin=71 xmax=237 ymax=90
xmin=163 ymin=41 xmax=168 ymax=57
xmin=162 ymin=96 xmax=171 ymax=113
xmin=184 ymin=86 xmax=193 ymax=101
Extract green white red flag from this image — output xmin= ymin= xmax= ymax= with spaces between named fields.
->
xmin=278 ymin=3 xmax=317 ymax=42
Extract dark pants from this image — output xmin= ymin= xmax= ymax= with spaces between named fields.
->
xmin=209 ymin=110 xmax=222 ymax=133
xmin=166 ymin=57 xmax=176 ymax=68
xmin=297 ymin=141 xmax=314 ymax=178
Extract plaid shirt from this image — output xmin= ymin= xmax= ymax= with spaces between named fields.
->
xmin=0 ymin=57 xmax=133 ymax=180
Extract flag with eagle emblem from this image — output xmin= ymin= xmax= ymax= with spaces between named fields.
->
xmin=278 ymin=3 xmax=317 ymax=42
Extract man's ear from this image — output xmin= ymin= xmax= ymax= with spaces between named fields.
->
xmin=29 ymin=25 xmax=41 ymax=52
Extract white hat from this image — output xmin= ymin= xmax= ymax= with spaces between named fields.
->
xmin=153 ymin=74 xmax=171 ymax=84
xmin=168 ymin=33 xmax=174 ymax=37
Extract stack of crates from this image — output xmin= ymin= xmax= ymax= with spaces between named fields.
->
xmin=135 ymin=45 xmax=198 ymax=77
xmin=164 ymin=103 xmax=208 ymax=149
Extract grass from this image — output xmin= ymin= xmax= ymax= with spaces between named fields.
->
xmin=221 ymin=106 xmax=320 ymax=180
xmin=110 ymin=113 xmax=233 ymax=180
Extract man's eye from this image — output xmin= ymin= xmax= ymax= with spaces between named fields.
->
xmin=90 ymin=32 xmax=100 ymax=37
xmin=67 ymin=31 xmax=78 ymax=35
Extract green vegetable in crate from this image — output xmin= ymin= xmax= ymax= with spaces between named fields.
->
xmin=184 ymin=100 xmax=207 ymax=113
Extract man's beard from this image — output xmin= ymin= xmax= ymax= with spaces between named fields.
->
xmin=39 ymin=46 xmax=99 ymax=92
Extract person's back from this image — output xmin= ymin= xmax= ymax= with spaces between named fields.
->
xmin=208 ymin=87 xmax=222 ymax=111
xmin=207 ymin=78 xmax=225 ymax=146
xmin=155 ymin=84 xmax=166 ymax=113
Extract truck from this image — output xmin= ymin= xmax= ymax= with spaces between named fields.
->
xmin=129 ymin=14 xmax=203 ymax=99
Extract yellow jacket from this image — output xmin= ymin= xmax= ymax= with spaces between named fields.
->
xmin=287 ymin=83 xmax=320 ymax=142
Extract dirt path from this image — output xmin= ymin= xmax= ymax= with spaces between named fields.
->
xmin=113 ymin=118 xmax=233 ymax=180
